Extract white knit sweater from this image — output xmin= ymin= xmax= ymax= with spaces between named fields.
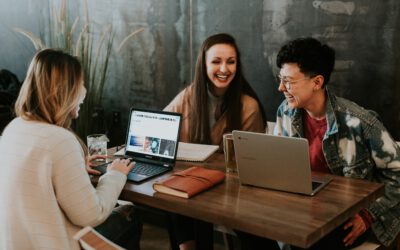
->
xmin=0 ymin=118 xmax=127 ymax=250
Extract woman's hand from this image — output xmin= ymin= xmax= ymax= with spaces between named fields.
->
xmin=107 ymin=158 xmax=135 ymax=175
xmin=86 ymin=155 xmax=108 ymax=175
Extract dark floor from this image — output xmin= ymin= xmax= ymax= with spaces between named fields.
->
xmin=140 ymin=223 xmax=226 ymax=250
xmin=135 ymin=205 xmax=227 ymax=250
xmin=140 ymin=223 xmax=171 ymax=250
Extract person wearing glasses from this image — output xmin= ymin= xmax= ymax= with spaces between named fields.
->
xmin=272 ymin=37 xmax=400 ymax=249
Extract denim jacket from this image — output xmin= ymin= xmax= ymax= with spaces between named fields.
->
xmin=274 ymin=88 xmax=400 ymax=246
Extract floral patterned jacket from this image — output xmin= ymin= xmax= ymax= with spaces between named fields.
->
xmin=274 ymin=88 xmax=400 ymax=246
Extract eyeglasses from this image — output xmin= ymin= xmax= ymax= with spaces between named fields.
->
xmin=276 ymin=74 xmax=313 ymax=90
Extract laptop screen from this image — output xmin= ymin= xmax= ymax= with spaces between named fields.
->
xmin=125 ymin=109 xmax=181 ymax=163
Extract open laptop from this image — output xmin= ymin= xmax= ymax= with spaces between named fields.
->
xmin=232 ymin=131 xmax=332 ymax=196
xmin=97 ymin=108 xmax=182 ymax=183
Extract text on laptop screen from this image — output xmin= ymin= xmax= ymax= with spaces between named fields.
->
xmin=126 ymin=110 xmax=181 ymax=159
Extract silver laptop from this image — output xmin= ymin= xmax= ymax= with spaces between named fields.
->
xmin=232 ymin=131 xmax=332 ymax=196
xmin=97 ymin=108 xmax=182 ymax=183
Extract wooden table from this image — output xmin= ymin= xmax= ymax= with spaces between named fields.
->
xmin=95 ymin=151 xmax=384 ymax=248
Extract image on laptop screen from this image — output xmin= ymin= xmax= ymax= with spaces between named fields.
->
xmin=125 ymin=110 xmax=181 ymax=160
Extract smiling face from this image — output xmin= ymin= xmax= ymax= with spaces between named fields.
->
xmin=205 ymin=43 xmax=237 ymax=96
xmin=278 ymin=63 xmax=318 ymax=110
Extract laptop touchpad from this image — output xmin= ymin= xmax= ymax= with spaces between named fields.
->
xmin=128 ymin=173 xmax=147 ymax=182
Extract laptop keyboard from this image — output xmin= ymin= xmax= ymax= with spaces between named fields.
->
xmin=130 ymin=162 xmax=167 ymax=176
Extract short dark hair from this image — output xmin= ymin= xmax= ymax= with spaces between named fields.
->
xmin=276 ymin=37 xmax=335 ymax=86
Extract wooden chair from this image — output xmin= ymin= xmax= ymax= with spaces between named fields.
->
xmin=74 ymin=226 xmax=125 ymax=250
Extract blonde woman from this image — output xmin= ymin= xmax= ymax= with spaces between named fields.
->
xmin=0 ymin=49 xmax=140 ymax=249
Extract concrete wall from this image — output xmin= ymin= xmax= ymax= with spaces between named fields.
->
xmin=0 ymin=0 xmax=45 ymax=78
xmin=1 ymin=0 xmax=400 ymax=143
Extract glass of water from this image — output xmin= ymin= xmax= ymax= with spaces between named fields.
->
xmin=87 ymin=134 xmax=109 ymax=160
xmin=223 ymin=133 xmax=237 ymax=173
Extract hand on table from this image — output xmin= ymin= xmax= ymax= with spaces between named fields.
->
xmin=107 ymin=158 xmax=135 ymax=175
xmin=86 ymin=154 xmax=109 ymax=175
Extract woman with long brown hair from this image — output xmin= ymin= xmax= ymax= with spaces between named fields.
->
xmin=164 ymin=33 xmax=269 ymax=250
xmin=0 ymin=49 xmax=139 ymax=250
xmin=165 ymin=33 xmax=266 ymax=148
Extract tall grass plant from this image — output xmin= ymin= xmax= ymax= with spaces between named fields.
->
xmin=15 ymin=0 xmax=143 ymax=139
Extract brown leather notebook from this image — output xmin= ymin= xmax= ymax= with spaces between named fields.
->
xmin=153 ymin=166 xmax=225 ymax=198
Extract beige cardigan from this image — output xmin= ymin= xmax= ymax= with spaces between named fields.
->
xmin=164 ymin=85 xmax=265 ymax=147
xmin=0 ymin=118 xmax=127 ymax=250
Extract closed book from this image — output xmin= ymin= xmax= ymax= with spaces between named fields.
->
xmin=153 ymin=166 xmax=225 ymax=198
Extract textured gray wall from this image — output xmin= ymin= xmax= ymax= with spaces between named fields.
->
xmin=259 ymin=0 xmax=400 ymax=139
xmin=0 ymin=0 xmax=46 ymax=78
xmin=191 ymin=0 xmax=278 ymax=120
xmin=1 ymin=0 xmax=400 ymax=143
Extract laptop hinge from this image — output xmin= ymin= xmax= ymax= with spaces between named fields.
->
xmin=131 ymin=156 xmax=172 ymax=167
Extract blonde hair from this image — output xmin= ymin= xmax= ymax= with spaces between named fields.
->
xmin=15 ymin=49 xmax=83 ymax=128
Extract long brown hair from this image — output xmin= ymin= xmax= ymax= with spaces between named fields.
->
xmin=189 ymin=33 xmax=266 ymax=144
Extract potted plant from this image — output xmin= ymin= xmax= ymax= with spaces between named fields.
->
xmin=14 ymin=0 xmax=143 ymax=139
